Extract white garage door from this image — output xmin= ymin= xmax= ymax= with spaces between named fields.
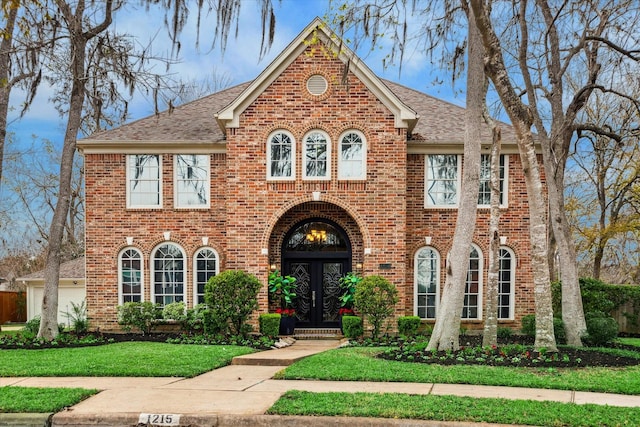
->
xmin=28 ymin=286 xmax=86 ymax=324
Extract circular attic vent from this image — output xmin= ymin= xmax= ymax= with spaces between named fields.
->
xmin=306 ymin=74 xmax=328 ymax=96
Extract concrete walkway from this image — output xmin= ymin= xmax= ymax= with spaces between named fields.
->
xmin=1 ymin=339 xmax=639 ymax=427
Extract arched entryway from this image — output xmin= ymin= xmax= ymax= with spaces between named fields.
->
xmin=282 ymin=218 xmax=351 ymax=328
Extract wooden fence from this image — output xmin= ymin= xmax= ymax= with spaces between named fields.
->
xmin=0 ymin=291 xmax=26 ymax=324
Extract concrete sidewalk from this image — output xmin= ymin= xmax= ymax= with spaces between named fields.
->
xmin=1 ymin=339 xmax=639 ymax=427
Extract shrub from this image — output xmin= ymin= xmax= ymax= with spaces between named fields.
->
xmin=497 ymin=327 xmax=513 ymax=339
xmin=205 ymin=270 xmax=262 ymax=336
xmin=62 ymin=300 xmax=90 ymax=334
xmin=584 ymin=311 xmax=618 ymax=346
xmin=117 ymin=302 xmax=161 ymax=335
xmin=341 ymin=315 xmax=363 ymax=339
xmin=354 ymin=275 xmax=399 ymax=339
xmin=162 ymin=301 xmax=187 ymax=322
xmin=184 ymin=304 xmax=208 ymax=333
xmin=259 ymin=313 xmax=281 ymax=337
xmin=397 ymin=316 xmax=421 ymax=337
xmin=520 ymin=314 xmax=565 ymax=343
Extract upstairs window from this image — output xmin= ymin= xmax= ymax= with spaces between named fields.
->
xmin=119 ymin=248 xmax=143 ymax=304
xmin=268 ymin=131 xmax=295 ymax=180
xmin=478 ymin=154 xmax=508 ymax=207
xmin=425 ymin=154 xmax=459 ymax=207
xmin=152 ymin=243 xmax=185 ymax=306
xmin=175 ymin=154 xmax=210 ymax=208
xmin=127 ymin=155 xmax=161 ymax=208
xmin=303 ymin=131 xmax=330 ymax=180
xmin=338 ymin=131 xmax=366 ymax=179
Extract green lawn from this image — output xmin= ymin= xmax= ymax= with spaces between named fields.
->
xmin=0 ymin=342 xmax=255 ymax=377
xmin=275 ymin=346 xmax=640 ymax=395
xmin=0 ymin=387 xmax=97 ymax=413
xmin=268 ymin=390 xmax=640 ymax=427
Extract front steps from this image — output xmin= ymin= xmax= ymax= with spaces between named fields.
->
xmin=293 ymin=328 xmax=343 ymax=340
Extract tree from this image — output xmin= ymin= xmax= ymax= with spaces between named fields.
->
xmin=427 ymin=4 xmax=483 ymax=351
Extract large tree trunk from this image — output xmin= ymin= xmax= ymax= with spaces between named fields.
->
xmin=470 ymin=0 xmax=557 ymax=352
xmin=483 ymin=127 xmax=501 ymax=347
xmin=38 ymin=0 xmax=112 ymax=340
xmin=427 ymin=6 xmax=483 ymax=351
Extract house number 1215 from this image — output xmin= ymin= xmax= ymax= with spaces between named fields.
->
xmin=138 ymin=413 xmax=181 ymax=426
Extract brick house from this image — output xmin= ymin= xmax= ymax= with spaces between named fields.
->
xmin=79 ymin=18 xmax=538 ymax=332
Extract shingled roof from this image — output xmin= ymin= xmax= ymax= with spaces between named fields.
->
xmin=18 ymin=257 xmax=85 ymax=282
xmin=82 ymin=78 xmax=516 ymax=146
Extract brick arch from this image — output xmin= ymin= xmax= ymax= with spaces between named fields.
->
xmin=260 ymin=194 xmax=371 ymax=252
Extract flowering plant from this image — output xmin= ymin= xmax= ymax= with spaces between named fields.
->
xmin=276 ymin=308 xmax=296 ymax=317
xmin=338 ymin=307 xmax=355 ymax=316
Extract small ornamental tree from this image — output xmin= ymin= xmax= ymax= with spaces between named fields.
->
xmin=205 ymin=270 xmax=262 ymax=336
xmin=354 ymin=275 xmax=399 ymax=339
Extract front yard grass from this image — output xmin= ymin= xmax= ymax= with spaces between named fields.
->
xmin=0 ymin=342 xmax=255 ymax=377
xmin=268 ymin=390 xmax=640 ymax=427
xmin=0 ymin=387 xmax=97 ymax=413
xmin=275 ymin=347 xmax=640 ymax=395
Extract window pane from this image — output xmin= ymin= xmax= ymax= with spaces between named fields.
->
xmin=195 ymin=248 xmax=217 ymax=305
xmin=129 ymin=155 xmax=161 ymax=207
xmin=339 ymin=132 xmax=365 ymax=179
xmin=478 ymin=154 xmax=505 ymax=205
xmin=270 ymin=133 xmax=293 ymax=178
xmin=176 ymin=155 xmax=209 ymax=207
xmin=426 ymin=155 xmax=457 ymax=206
xmin=498 ymin=248 xmax=514 ymax=319
xmin=153 ymin=244 xmax=185 ymax=306
xmin=120 ymin=249 xmax=142 ymax=302
xmin=305 ymin=132 xmax=328 ymax=178
xmin=416 ymin=247 xmax=439 ymax=319
xmin=462 ymin=247 xmax=480 ymax=319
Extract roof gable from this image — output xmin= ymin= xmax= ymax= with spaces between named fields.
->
xmin=215 ymin=17 xmax=418 ymax=132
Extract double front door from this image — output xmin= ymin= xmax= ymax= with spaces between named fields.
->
xmin=284 ymin=259 xmax=347 ymax=327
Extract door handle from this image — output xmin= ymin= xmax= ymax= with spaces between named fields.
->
xmin=312 ymin=290 xmax=316 ymax=308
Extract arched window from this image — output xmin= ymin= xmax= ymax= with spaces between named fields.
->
xmin=462 ymin=245 xmax=483 ymax=319
xmin=118 ymin=248 xmax=143 ymax=304
xmin=415 ymin=247 xmax=440 ymax=319
xmin=338 ymin=131 xmax=366 ymax=179
xmin=194 ymin=247 xmax=219 ymax=305
xmin=498 ymin=247 xmax=516 ymax=319
xmin=151 ymin=243 xmax=186 ymax=305
xmin=267 ymin=130 xmax=295 ymax=180
xmin=303 ymin=130 xmax=330 ymax=180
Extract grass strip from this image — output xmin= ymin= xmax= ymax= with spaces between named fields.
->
xmin=268 ymin=390 xmax=639 ymax=427
xmin=0 ymin=386 xmax=97 ymax=413
xmin=0 ymin=342 xmax=254 ymax=377
xmin=275 ymin=347 xmax=640 ymax=395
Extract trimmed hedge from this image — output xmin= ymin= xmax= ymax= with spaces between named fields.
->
xmin=259 ymin=313 xmax=281 ymax=338
xmin=342 ymin=316 xmax=363 ymax=339
xmin=397 ymin=316 xmax=421 ymax=337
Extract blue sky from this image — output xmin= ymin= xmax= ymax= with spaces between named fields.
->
xmin=6 ymin=0 xmax=463 ymax=148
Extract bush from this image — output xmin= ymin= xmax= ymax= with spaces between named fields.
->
xmin=162 ymin=301 xmax=187 ymax=322
xmin=205 ymin=270 xmax=262 ymax=336
xmin=259 ymin=313 xmax=281 ymax=337
xmin=62 ymin=300 xmax=90 ymax=334
xmin=397 ymin=316 xmax=420 ymax=337
xmin=23 ymin=316 xmax=42 ymax=337
xmin=354 ymin=275 xmax=399 ymax=339
xmin=117 ymin=302 xmax=161 ymax=335
xmin=521 ymin=315 xmax=565 ymax=343
xmin=341 ymin=315 xmax=363 ymax=339
xmin=497 ymin=327 xmax=513 ymax=339
xmin=584 ymin=311 xmax=618 ymax=346
xmin=184 ymin=304 xmax=208 ymax=333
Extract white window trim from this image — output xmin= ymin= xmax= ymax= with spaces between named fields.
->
xmin=338 ymin=130 xmax=367 ymax=180
xmin=498 ymin=246 xmax=516 ymax=320
xmin=126 ymin=154 xmax=163 ymax=209
xmin=173 ymin=154 xmax=211 ymax=209
xmin=478 ymin=154 xmax=510 ymax=208
xmin=150 ymin=242 xmax=187 ymax=305
xmin=267 ymin=130 xmax=296 ymax=181
xmin=424 ymin=154 xmax=461 ymax=208
xmin=193 ymin=247 xmax=219 ymax=306
xmin=117 ymin=247 xmax=144 ymax=305
xmin=463 ymin=244 xmax=483 ymax=320
xmin=414 ymin=246 xmax=440 ymax=319
xmin=302 ymin=130 xmax=331 ymax=181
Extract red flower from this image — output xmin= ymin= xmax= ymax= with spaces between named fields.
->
xmin=339 ymin=308 xmax=355 ymax=316
xmin=276 ymin=308 xmax=296 ymax=317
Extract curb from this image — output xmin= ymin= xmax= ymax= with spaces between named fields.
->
xmin=50 ymin=412 xmax=529 ymax=427
xmin=0 ymin=413 xmax=52 ymax=426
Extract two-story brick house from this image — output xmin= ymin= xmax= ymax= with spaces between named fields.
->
xmin=79 ymin=18 xmax=537 ymax=332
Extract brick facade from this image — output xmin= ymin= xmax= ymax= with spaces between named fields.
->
xmin=81 ymin=19 xmax=540 ymax=332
